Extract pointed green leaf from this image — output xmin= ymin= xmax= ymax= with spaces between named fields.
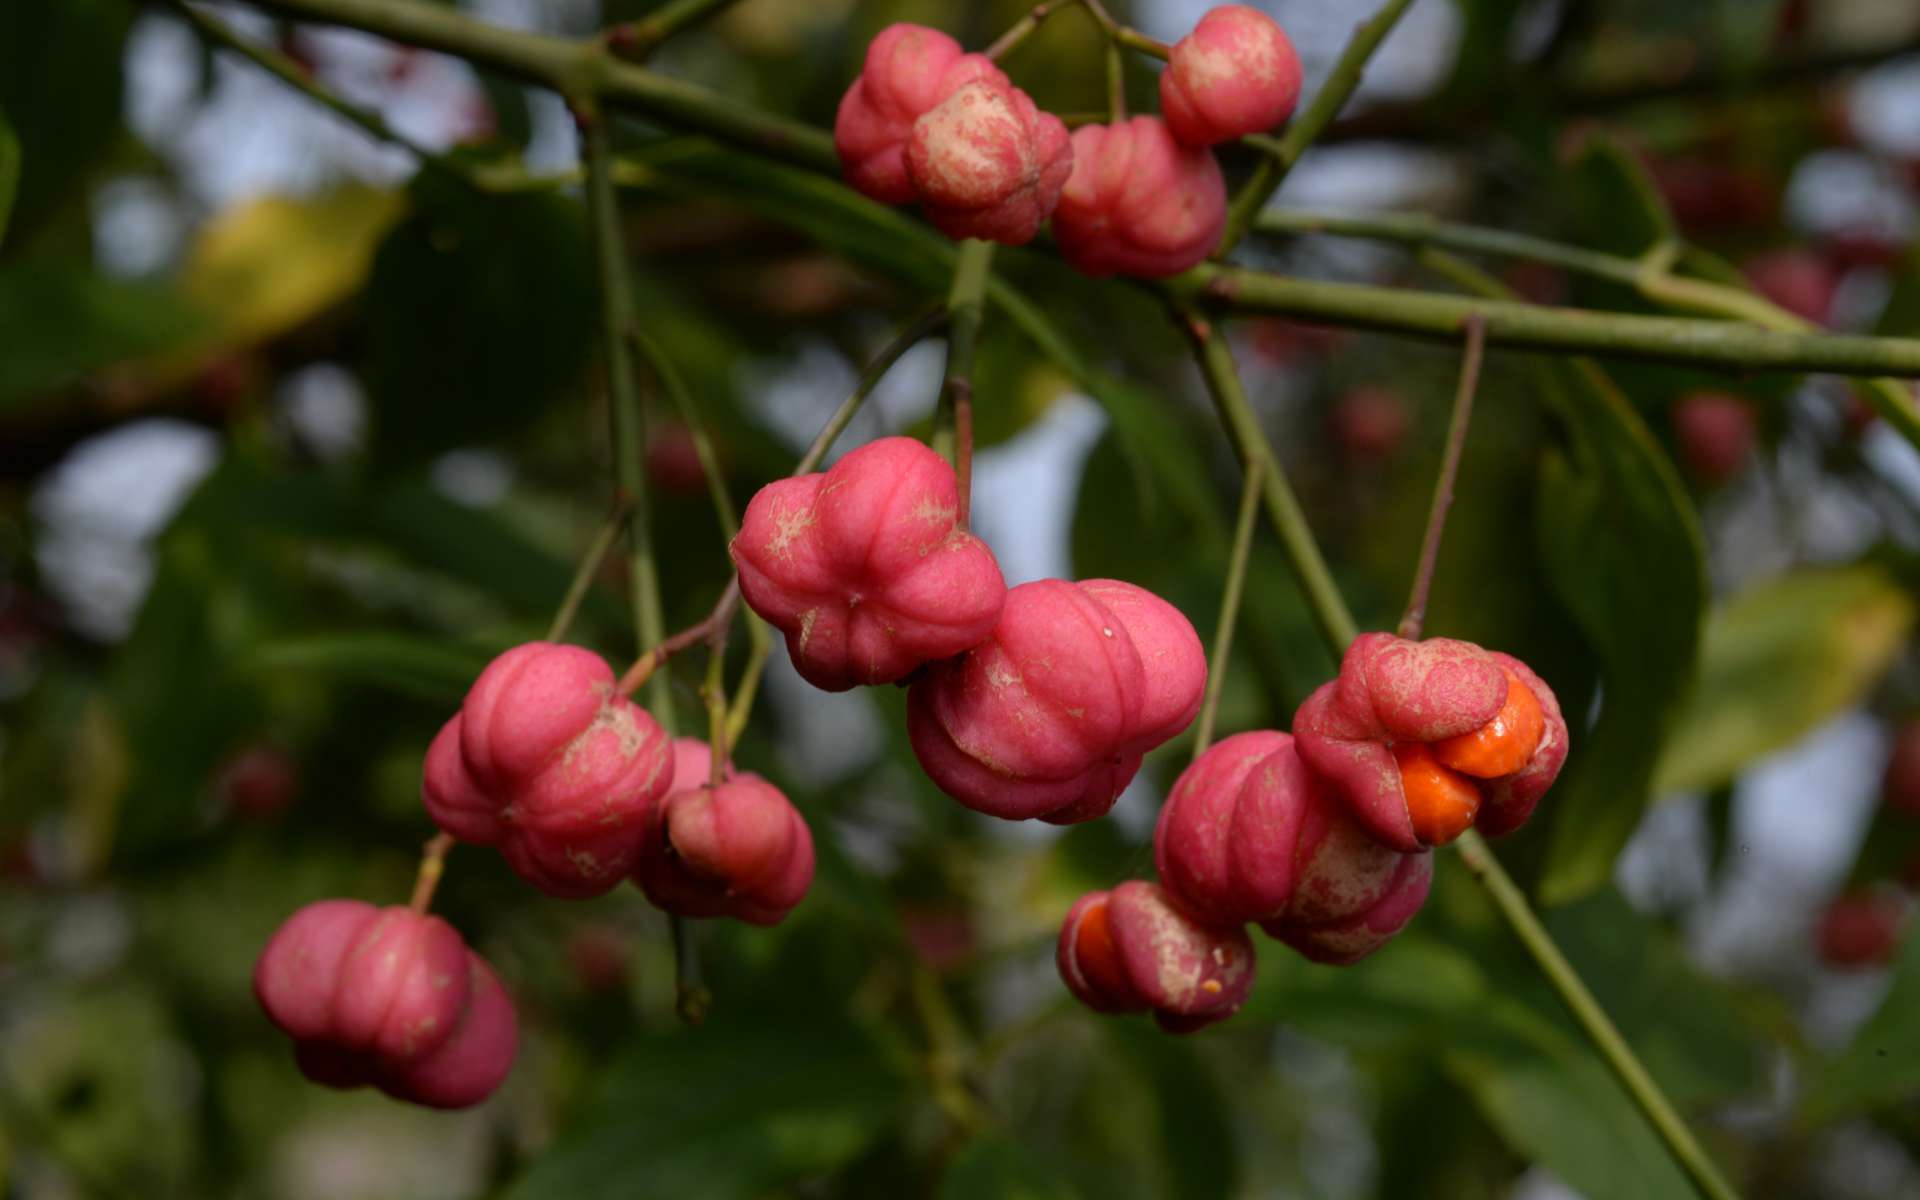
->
xmin=1653 ymin=567 xmax=1914 ymax=795
xmin=1537 ymin=359 xmax=1707 ymax=903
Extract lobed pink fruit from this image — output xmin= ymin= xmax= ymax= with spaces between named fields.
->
xmin=422 ymin=642 xmax=675 ymax=899
xmin=1888 ymin=720 xmax=1920 ymax=817
xmin=906 ymin=78 xmax=1072 ymax=245
xmin=1160 ymin=5 xmax=1302 ymax=147
xmin=834 ymin=24 xmax=1007 ymax=206
xmin=1815 ymin=890 xmax=1908 ymax=970
xmin=1052 ymin=117 xmax=1227 ymax=278
xmin=633 ymin=773 xmax=814 ymax=925
xmin=1672 ymin=391 xmax=1757 ymax=486
xmin=907 ymin=578 xmax=1205 ymax=824
xmin=732 ymin=437 xmax=1007 ymax=692
xmin=1056 ymin=880 xmax=1254 ymax=1032
xmin=1293 ymin=634 xmax=1569 ymax=853
xmin=253 ymin=899 xmax=518 ymax=1109
xmin=1155 ymin=731 xmax=1431 ymax=964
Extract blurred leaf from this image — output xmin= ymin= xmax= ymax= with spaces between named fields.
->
xmin=1536 ymin=359 xmax=1706 ymax=903
xmin=177 ymin=185 xmax=405 ymax=350
xmin=362 ymin=176 xmax=595 ymax=468
xmin=1445 ymin=998 xmax=1696 ymax=1200
xmin=1241 ymin=934 xmax=1488 ymax=1050
xmin=1563 ymin=127 xmax=1677 ymax=259
xmin=1806 ymin=920 xmax=1920 ymax=1121
xmin=0 ymin=108 xmax=18 ymax=248
xmin=1108 ymin=1024 xmax=1240 ymax=1200
xmin=240 ymin=633 xmax=493 ymax=702
xmin=1540 ymin=891 xmax=1763 ymax=1108
xmin=503 ymin=1012 xmax=907 ymax=1200
xmin=0 ymin=0 xmax=129 ymax=246
xmin=1654 ymin=567 xmax=1914 ymax=794
xmin=0 ymin=267 xmax=210 ymax=409
xmin=939 ymin=1134 xmax=1077 ymax=1200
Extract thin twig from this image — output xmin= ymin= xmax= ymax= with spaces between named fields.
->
xmin=1180 ymin=305 xmax=1359 ymax=651
xmin=546 ymin=496 xmax=635 ymax=642
xmin=617 ymin=578 xmax=742 ymax=695
xmin=408 ymin=832 xmax=456 ymax=913
xmin=162 ymin=0 xmax=501 ymax=190
xmin=986 ymin=0 xmax=1066 ymax=61
xmin=582 ymin=109 xmax=675 ymax=722
xmin=1397 ymin=313 xmax=1486 ymax=639
xmin=1191 ymin=457 xmax=1265 ymax=760
xmin=605 ymin=0 xmax=744 ymax=60
xmin=1454 ymin=831 xmax=1740 ymax=1200
xmin=935 ymin=242 xmax=994 ymax=528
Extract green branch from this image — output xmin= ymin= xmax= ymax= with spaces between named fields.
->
xmin=1189 ymin=263 xmax=1920 ymax=381
xmin=607 ymin=0 xmax=746 ymax=60
xmin=236 ymin=0 xmax=836 ymax=169
xmin=1254 ymin=207 xmax=1920 ymax=445
xmin=1455 ymin=831 xmax=1740 ymax=1200
xmin=1190 ymin=457 xmax=1264 ymax=761
xmin=1219 ymin=0 xmax=1419 ymax=251
xmin=582 ymin=111 xmax=672 ymax=724
xmin=1180 ymin=306 xmax=1358 ymax=651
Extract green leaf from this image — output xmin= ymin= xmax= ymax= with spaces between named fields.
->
xmin=503 ymin=1014 xmax=907 ymax=1200
xmin=0 ymin=267 xmax=210 ymax=409
xmin=939 ymin=1134 xmax=1078 ymax=1200
xmin=1806 ymin=920 xmax=1920 ymax=1120
xmin=1654 ymin=567 xmax=1915 ymax=795
xmin=0 ymin=108 xmax=18 ymax=249
xmin=1107 ymin=1024 xmax=1241 ymax=1200
xmin=1536 ymin=358 xmax=1707 ymax=903
xmin=362 ymin=176 xmax=596 ymax=468
xmin=0 ymin=0 xmax=130 ymax=246
xmin=1445 ymin=998 xmax=1697 ymax=1200
xmin=1562 ymin=128 xmax=1678 ymax=260
xmin=239 ymin=634 xmax=494 ymax=702
xmin=176 ymin=184 xmax=405 ymax=352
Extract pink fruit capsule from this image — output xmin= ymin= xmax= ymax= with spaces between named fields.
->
xmin=421 ymin=642 xmax=675 ymax=898
xmin=733 ymin=437 xmax=1007 ymax=692
xmin=1051 ymin=117 xmax=1227 ymax=278
xmin=1056 ymin=880 xmax=1254 ymax=1033
xmin=906 ymin=78 xmax=1072 ymax=245
xmin=908 ymin=578 xmax=1205 ymax=825
xmin=633 ymin=773 xmax=815 ymax=926
xmin=254 ymin=899 xmax=518 ymax=1109
xmin=834 ymin=24 xmax=1008 ymax=206
xmin=1160 ymin=5 xmax=1303 ymax=147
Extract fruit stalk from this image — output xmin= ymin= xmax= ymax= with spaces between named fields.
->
xmin=1398 ymin=314 xmax=1485 ymax=640
xmin=1191 ymin=457 xmax=1265 ymax=760
xmin=546 ymin=495 xmax=636 ymax=642
xmin=408 ymin=832 xmax=457 ymax=914
xmin=934 ymin=240 xmax=993 ymax=528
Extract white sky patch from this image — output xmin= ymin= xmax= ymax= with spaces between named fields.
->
xmin=32 ymin=420 xmax=222 ymax=641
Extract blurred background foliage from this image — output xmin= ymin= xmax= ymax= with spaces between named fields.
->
xmin=5 ymin=0 xmax=1920 ymax=1196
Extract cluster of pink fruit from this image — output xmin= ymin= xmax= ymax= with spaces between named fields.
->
xmin=1060 ymin=633 xmax=1567 ymax=1032
xmin=733 ymin=437 xmax=1207 ymax=826
xmin=834 ymin=6 xmax=1302 ymax=277
xmin=256 ymin=635 xmax=814 ymax=1108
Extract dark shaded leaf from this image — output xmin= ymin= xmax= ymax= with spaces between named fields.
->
xmin=0 ymin=268 xmax=210 ymax=409
xmin=363 ymin=177 xmax=596 ymax=469
xmin=1536 ymin=359 xmax=1706 ymax=903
